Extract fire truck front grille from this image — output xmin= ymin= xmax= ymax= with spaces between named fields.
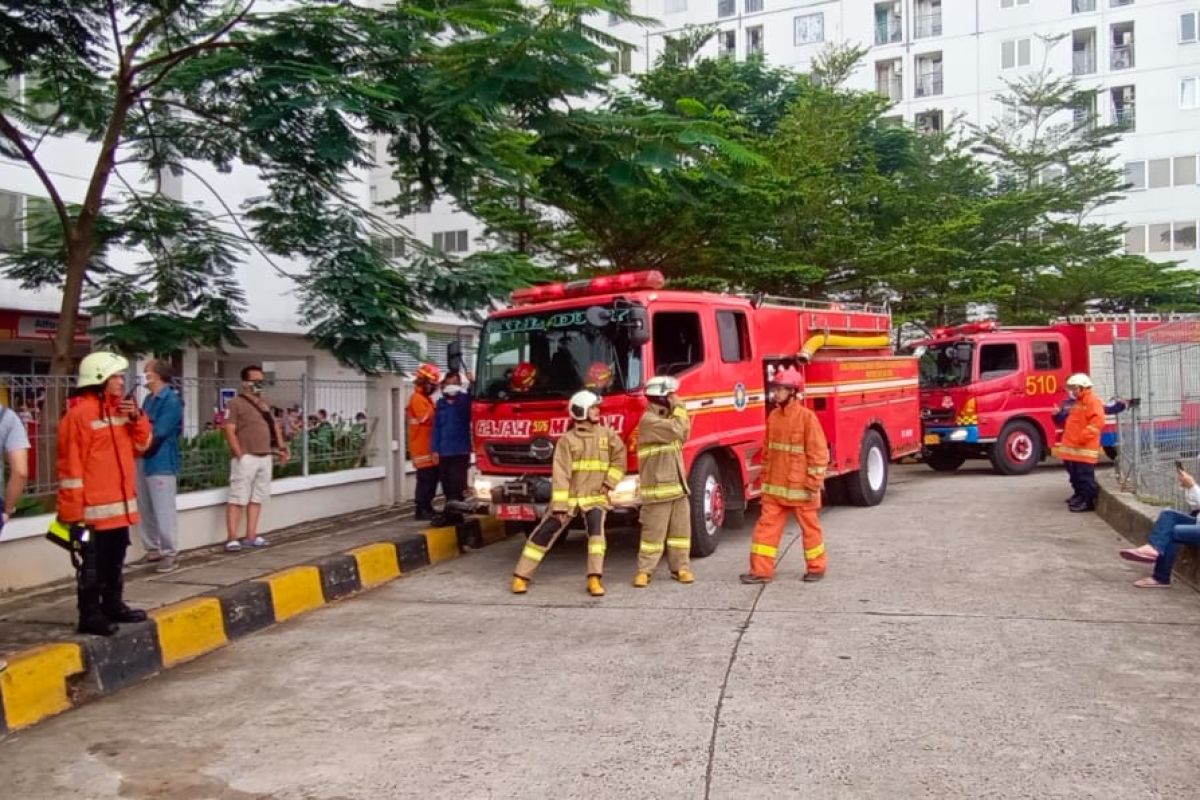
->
xmin=922 ymin=408 xmax=955 ymax=424
xmin=486 ymin=443 xmax=552 ymax=467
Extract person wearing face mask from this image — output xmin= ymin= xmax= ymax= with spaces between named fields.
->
xmin=740 ymin=365 xmax=829 ymax=585
xmin=223 ymin=365 xmax=289 ymax=551
xmin=52 ymin=352 xmax=153 ymax=636
xmin=431 ymin=370 xmax=473 ymax=519
xmin=1052 ymin=373 xmax=1105 ymax=513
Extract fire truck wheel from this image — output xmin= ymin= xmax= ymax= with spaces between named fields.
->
xmin=925 ymin=450 xmax=966 ymax=473
xmin=846 ymin=429 xmax=889 ymax=507
xmin=989 ymin=420 xmax=1041 ymax=476
xmin=688 ymin=453 xmax=725 ymax=558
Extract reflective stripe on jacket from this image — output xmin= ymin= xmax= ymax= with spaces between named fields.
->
xmin=57 ymin=393 xmax=152 ymax=530
xmin=550 ymin=422 xmax=627 ymax=512
xmin=407 ymin=391 xmax=436 ymax=468
xmin=760 ymin=400 xmax=829 ymax=507
xmin=1054 ymin=388 xmax=1104 ymax=464
xmin=637 ymin=402 xmax=690 ymax=504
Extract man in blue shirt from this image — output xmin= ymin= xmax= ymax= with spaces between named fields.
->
xmin=138 ymin=359 xmax=184 ymax=572
xmin=432 ymin=371 xmax=473 ymax=519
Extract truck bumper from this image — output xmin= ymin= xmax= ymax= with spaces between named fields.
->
xmin=923 ymin=425 xmax=981 ymax=445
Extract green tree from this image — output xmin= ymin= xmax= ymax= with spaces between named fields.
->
xmin=970 ymin=48 xmax=1199 ymax=322
xmin=0 ymin=0 xmax=636 ymax=374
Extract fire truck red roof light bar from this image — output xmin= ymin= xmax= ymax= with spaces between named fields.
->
xmin=510 ymin=270 xmax=666 ymax=306
xmin=931 ymin=320 xmax=998 ymax=339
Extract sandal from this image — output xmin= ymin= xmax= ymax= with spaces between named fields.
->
xmin=224 ymin=540 xmax=242 ymax=552
xmin=1119 ymin=548 xmax=1157 ymax=564
xmin=1134 ymin=577 xmax=1170 ymax=589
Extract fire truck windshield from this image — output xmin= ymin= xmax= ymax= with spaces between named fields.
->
xmin=476 ymin=306 xmax=644 ymax=400
xmin=917 ymin=342 xmax=973 ymax=388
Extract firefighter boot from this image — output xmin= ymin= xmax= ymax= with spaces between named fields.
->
xmin=587 ymin=575 xmax=606 ymax=597
xmin=672 ymin=568 xmax=695 ymax=584
xmin=77 ymin=590 xmax=117 ymax=637
xmin=511 ymin=576 xmax=529 ymax=594
xmin=103 ymin=575 xmax=148 ymax=623
xmin=633 ymin=572 xmax=652 ymax=588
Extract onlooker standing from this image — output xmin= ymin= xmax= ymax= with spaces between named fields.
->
xmin=137 ymin=359 xmax=183 ymax=573
xmin=224 ymin=365 xmax=289 ymax=551
xmin=408 ymin=363 xmax=441 ymax=521
xmin=56 ymin=351 xmax=153 ymax=636
xmin=432 ymin=371 xmax=472 ymax=513
xmin=0 ymin=399 xmax=24 ymax=667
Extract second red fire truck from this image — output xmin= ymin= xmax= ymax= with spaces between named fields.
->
xmin=468 ymin=270 xmax=921 ymax=556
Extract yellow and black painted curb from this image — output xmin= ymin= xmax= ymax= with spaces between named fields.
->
xmin=0 ymin=515 xmax=507 ymax=735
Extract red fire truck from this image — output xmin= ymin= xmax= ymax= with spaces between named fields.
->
xmin=468 ymin=270 xmax=921 ymax=556
xmin=911 ymin=315 xmax=1169 ymax=475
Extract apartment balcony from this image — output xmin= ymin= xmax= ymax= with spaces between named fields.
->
xmin=1110 ymin=44 xmax=1134 ymax=70
xmin=915 ymin=72 xmax=944 ymax=98
xmin=1072 ymin=0 xmax=1096 ymax=12
xmin=877 ymin=75 xmax=903 ymax=102
xmin=1113 ymin=104 xmax=1135 ymax=129
xmin=914 ymin=13 xmax=942 ymax=39
xmin=875 ymin=19 xmax=903 ymax=45
xmin=1072 ymin=51 xmax=1096 ymax=75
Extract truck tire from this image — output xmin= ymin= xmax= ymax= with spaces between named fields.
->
xmin=823 ymin=474 xmax=849 ymax=506
xmin=688 ymin=453 xmax=726 ymax=558
xmin=989 ymin=420 xmax=1041 ymax=475
xmin=926 ymin=449 xmax=966 ymax=473
xmin=846 ymin=429 xmax=889 ymax=507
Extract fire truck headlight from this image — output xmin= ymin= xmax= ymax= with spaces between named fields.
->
xmin=472 ymin=476 xmax=495 ymax=502
xmin=949 ymin=429 xmax=969 ymax=441
xmin=608 ymin=475 xmax=640 ymax=507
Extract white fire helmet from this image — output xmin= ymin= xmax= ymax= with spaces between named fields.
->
xmin=644 ymin=376 xmax=679 ymax=398
xmin=568 ymin=390 xmax=601 ymax=421
xmin=1066 ymin=373 xmax=1093 ymax=389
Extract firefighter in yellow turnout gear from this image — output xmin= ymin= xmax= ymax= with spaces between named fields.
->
xmin=511 ymin=391 xmax=627 ymax=597
xmin=633 ymin=376 xmax=694 ymax=587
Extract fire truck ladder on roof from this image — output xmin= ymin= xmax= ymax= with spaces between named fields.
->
xmin=753 ymin=295 xmax=889 ymax=315
xmin=1058 ymin=312 xmax=1200 ymax=324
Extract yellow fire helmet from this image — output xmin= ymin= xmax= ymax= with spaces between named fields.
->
xmin=77 ymin=352 xmax=129 ymax=389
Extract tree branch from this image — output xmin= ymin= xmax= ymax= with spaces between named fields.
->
xmin=0 ymin=113 xmax=72 ymax=238
xmin=130 ymin=0 xmax=255 ymax=91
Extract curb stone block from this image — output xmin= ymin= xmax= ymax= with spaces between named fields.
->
xmin=394 ymin=534 xmax=431 ymax=573
xmin=351 ymin=543 xmax=401 ymax=587
xmin=213 ymin=581 xmax=275 ymax=640
xmin=0 ymin=643 xmax=85 ymax=731
xmin=151 ymin=598 xmax=227 ymax=668
xmin=317 ymin=554 xmax=362 ymax=602
xmin=424 ymin=526 xmax=460 ymax=564
xmin=257 ymin=566 xmax=325 ymax=622
xmin=456 ymin=517 xmax=484 ymax=550
xmin=77 ymin=621 xmax=162 ymax=696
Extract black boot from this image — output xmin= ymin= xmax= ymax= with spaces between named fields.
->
xmin=104 ymin=604 xmax=148 ymax=624
xmin=102 ymin=571 xmax=148 ymax=624
xmin=77 ymin=589 xmax=117 ymax=636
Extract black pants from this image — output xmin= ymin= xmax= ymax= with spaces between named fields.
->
xmin=77 ymin=527 xmax=131 ymax=619
xmin=415 ymin=466 xmax=440 ymax=517
xmin=1065 ymin=461 xmax=1098 ymax=503
xmin=439 ymin=455 xmax=470 ymax=506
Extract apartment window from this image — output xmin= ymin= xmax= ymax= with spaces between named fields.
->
xmin=1001 ymin=38 xmax=1031 ymax=69
xmin=745 ymin=0 xmax=763 ymax=12
xmin=874 ymin=3 xmax=902 ymax=45
xmin=1073 ymin=0 xmax=1096 ymax=11
xmin=747 ymin=25 xmax=764 ymax=56
xmin=664 ymin=0 xmax=687 ymax=12
xmin=1110 ymin=0 xmax=1133 ymax=6
xmin=1148 ymin=158 xmax=1171 ymax=189
xmin=718 ymin=0 xmax=735 ymax=17
xmin=375 ymin=235 xmax=406 ymax=260
xmin=875 ymin=59 xmax=903 ymax=102
xmin=915 ymin=0 xmax=942 ymax=39
xmin=1148 ymin=223 xmax=1171 ymax=252
xmin=1175 ymin=156 xmax=1198 ymax=186
xmin=1123 ymin=161 xmax=1146 ymax=190
xmin=915 ymin=109 xmax=943 ymax=134
xmin=1001 ymin=0 xmax=1030 ymax=7
xmin=1174 ymin=221 xmax=1198 ymax=250
xmin=1182 ymin=76 xmax=1200 ymax=109
xmin=1110 ymin=22 xmax=1134 ymax=70
xmin=1073 ymin=93 xmax=1097 ymax=128
xmin=716 ymin=311 xmax=751 ymax=362
xmin=717 ymin=29 xmax=736 ymax=58
xmin=0 ymin=190 xmax=21 ymax=251
xmin=915 ymin=52 xmax=943 ymax=97
xmin=1111 ymin=85 xmax=1135 ymax=128
xmin=1072 ymin=29 xmax=1096 ymax=75
xmin=608 ymin=12 xmax=620 ymax=26
xmin=795 ymin=13 xmax=824 ymax=45
xmin=1032 ymin=342 xmax=1062 ymax=371
xmin=433 ymin=230 xmax=469 ymax=253
xmin=611 ymin=46 xmax=633 ymax=75
xmin=1124 ymin=225 xmax=1146 ymax=253
xmin=414 ymin=198 xmax=432 ymax=214
xmin=1183 ymin=12 xmax=1199 ymax=43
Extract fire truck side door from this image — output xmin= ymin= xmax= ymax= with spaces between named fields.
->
xmin=973 ymin=339 xmax=1024 ymax=437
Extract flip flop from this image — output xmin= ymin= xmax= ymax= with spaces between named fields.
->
xmin=1134 ymin=577 xmax=1170 ymax=588
xmin=1119 ymin=549 xmax=1157 ymax=563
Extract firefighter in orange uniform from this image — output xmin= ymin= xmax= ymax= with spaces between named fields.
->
xmin=1054 ymin=372 xmax=1104 ymax=513
xmin=740 ymin=366 xmax=829 ymax=584
xmin=55 ymin=352 xmax=153 ymax=636
xmin=408 ymin=363 xmax=441 ymax=520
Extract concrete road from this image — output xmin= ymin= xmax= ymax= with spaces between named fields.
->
xmin=4 ymin=465 xmax=1200 ymax=799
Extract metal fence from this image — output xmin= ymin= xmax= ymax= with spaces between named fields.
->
xmin=0 ymin=372 xmax=375 ymax=516
xmin=1113 ymin=319 xmax=1200 ymax=507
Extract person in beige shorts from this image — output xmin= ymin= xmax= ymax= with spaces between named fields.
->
xmin=223 ymin=365 xmax=288 ymax=551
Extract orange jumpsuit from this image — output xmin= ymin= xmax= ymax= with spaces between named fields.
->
xmin=748 ymin=399 xmax=829 ymax=579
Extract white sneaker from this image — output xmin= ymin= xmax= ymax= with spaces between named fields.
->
xmin=155 ymin=556 xmax=179 ymax=573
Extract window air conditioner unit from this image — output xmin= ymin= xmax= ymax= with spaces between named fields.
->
xmin=1113 ymin=51 xmax=1130 ymax=68
xmin=895 ymin=62 xmax=904 ymax=74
